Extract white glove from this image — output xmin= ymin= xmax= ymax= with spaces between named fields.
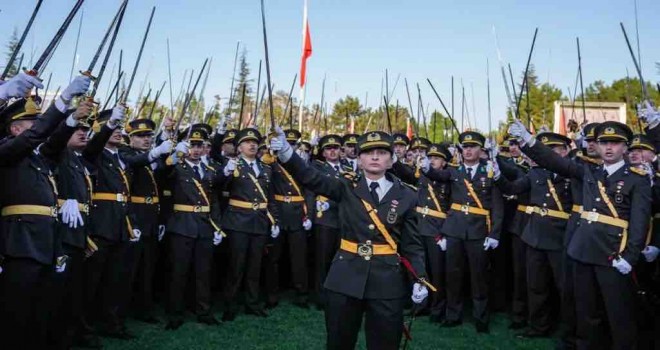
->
xmin=271 ymin=225 xmax=280 ymax=238
xmin=55 ymin=258 xmax=67 ymax=274
xmin=640 ymin=162 xmax=655 ymax=186
xmin=316 ymin=201 xmax=330 ymax=212
xmin=216 ymin=115 xmax=228 ymax=134
xmin=642 ymin=246 xmax=660 ymax=263
xmin=130 ymin=229 xmax=142 ymax=242
xmin=507 ymin=119 xmax=533 ymax=145
xmin=638 ymin=101 xmax=660 ymax=129
xmin=411 ymin=282 xmax=429 ymax=304
xmin=150 ymin=140 xmax=173 ymax=160
xmin=59 ymin=199 xmax=84 ymax=229
xmin=483 ymin=237 xmax=499 ymax=250
xmin=489 ymin=160 xmax=501 ymax=180
xmin=419 ymin=156 xmax=430 ymax=173
xmin=61 ymin=75 xmax=92 ymax=102
xmin=612 ymin=257 xmax=632 ymax=275
xmin=310 ymin=136 xmax=320 ymax=147
xmin=107 ymin=104 xmax=126 ymax=129
xmin=302 ymin=218 xmax=312 ymax=231
xmin=213 ymin=231 xmax=224 ymax=246
xmin=436 ymin=237 xmax=447 ymax=251
xmin=271 ymin=126 xmax=293 ymax=161
xmin=223 ymin=158 xmax=237 ymax=176
xmin=158 ymin=225 xmax=166 ymax=242
xmin=296 ymin=149 xmax=310 ymax=162
xmin=0 ymin=72 xmax=44 ymax=100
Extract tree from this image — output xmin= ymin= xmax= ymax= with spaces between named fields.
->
xmin=507 ymin=65 xmax=563 ymax=132
xmin=226 ymin=48 xmax=253 ymax=122
xmin=3 ymin=28 xmax=20 ymax=77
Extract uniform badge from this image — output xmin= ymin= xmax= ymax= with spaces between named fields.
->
xmin=614 ymin=194 xmax=623 ymax=204
xmin=387 ymin=210 xmax=398 ymax=224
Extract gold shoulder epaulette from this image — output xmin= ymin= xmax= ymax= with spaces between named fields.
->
xmin=401 ymin=181 xmax=418 ymax=192
xmin=206 ymin=165 xmax=216 ymax=172
xmin=630 ymin=167 xmax=648 ymax=176
xmin=577 ymin=154 xmax=602 ymax=165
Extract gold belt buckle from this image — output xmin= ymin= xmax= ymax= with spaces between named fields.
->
xmin=81 ymin=203 xmax=90 ymax=214
xmin=252 ymin=202 xmax=260 ymax=210
xmin=539 ymin=208 xmax=548 ymax=217
xmin=145 ymin=196 xmax=153 ymax=204
xmin=50 ymin=206 xmax=58 ymax=217
xmin=194 ymin=205 xmax=202 ymax=213
xmin=357 ymin=241 xmax=373 ymax=261
xmin=116 ymin=193 xmax=124 ymax=202
xmin=525 ymin=206 xmax=534 ymax=214
xmin=461 ymin=205 xmax=470 ymax=215
xmin=586 ymin=211 xmax=599 ymax=223
xmin=284 ymin=196 xmax=292 ymax=203
xmin=422 ymin=207 xmax=429 ymax=215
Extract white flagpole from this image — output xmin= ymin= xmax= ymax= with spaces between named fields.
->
xmin=298 ymin=0 xmax=308 ymax=133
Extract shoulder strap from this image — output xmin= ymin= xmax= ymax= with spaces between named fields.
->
xmin=427 ymin=183 xmax=443 ymax=213
xmin=546 ymin=179 xmax=564 ymax=212
xmin=463 ymin=179 xmax=484 ymax=209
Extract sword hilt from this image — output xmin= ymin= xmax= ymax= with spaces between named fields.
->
xmin=80 ymin=70 xmax=98 ymax=81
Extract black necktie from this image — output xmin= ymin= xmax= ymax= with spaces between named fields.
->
xmin=603 ymin=168 xmax=609 ymax=178
xmin=113 ymin=153 xmax=121 ymax=168
xmin=369 ymin=181 xmax=380 ymax=204
xmin=466 ymin=167 xmax=472 ymax=179
xmin=334 ymin=165 xmax=340 ymax=173
xmin=193 ymin=165 xmax=201 ymax=180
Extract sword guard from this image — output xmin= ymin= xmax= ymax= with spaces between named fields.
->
xmin=79 ymin=70 xmax=98 ymax=81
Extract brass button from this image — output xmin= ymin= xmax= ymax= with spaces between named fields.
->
xmin=368 ymin=224 xmax=375 ymax=230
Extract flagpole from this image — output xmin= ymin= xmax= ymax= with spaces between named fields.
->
xmin=298 ymin=0 xmax=311 ymax=133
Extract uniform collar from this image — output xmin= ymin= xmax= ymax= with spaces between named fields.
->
xmin=603 ymin=159 xmax=625 ymax=176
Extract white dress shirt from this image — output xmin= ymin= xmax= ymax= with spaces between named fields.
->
xmin=185 ymin=159 xmax=205 ymax=179
xmin=603 ymin=159 xmax=625 ymax=177
xmin=366 ymin=176 xmax=393 ymax=202
xmin=105 ymin=147 xmax=125 ymax=169
xmin=464 ymin=163 xmax=479 ymax=180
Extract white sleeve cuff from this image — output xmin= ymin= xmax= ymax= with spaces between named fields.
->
xmin=55 ymin=97 xmax=69 ymax=114
xmin=65 ymin=115 xmax=79 ymax=127
xmin=278 ymin=146 xmax=294 ymax=163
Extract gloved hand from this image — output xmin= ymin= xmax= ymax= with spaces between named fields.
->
xmin=507 ymin=119 xmax=533 ymax=145
xmin=411 ymin=282 xmax=429 ymax=304
xmin=302 ymin=218 xmax=312 ymax=231
xmin=612 ymin=257 xmax=632 ymax=274
xmin=436 ymin=236 xmax=447 ymax=251
xmin=0 ymin=72 xmax=44 ymax=100
xmin=638 ymin=101 xmax=660 ymax=129
xmin=271 ymin=225 xmax=280 ymax=239
xmin=149 ymin=140 xmax=173 ymax=160
xmin=419 ymin=156 xmax=430 ymax=173
xmin=270 ymin=126 xmax=293 ymax=161
xmin=310 ymin=136 xmax=320 ymax=147
xmin=296 ymin=149 xmax=309 ymax=162
xmin=316 ymin=201 xmax=330 ymax=212
xmin=107 ymin=104 xmax=126 ymax=129
xmin=59 ymin=199 xmax=84 ymax=229
xmin=223 ymin=158 xmax=237 ymax=176
xmin=640 ymin=162 xmax=655 ymax=186
xmin=158 ymin=225 xmax=166 ymax=242
xmin=642 ymin=246 xmax=660 ymax=263
xmin=213 ymin=231 xmax=223 ymax=246
xmin=216 ymin=115 xmax=228 ymax=134
xmin=61 ymin=75 xmax=92 ymax=102
xmin=489 ymin=160 xmax=501 ymax=180
xmin=483 ymin=237 xmax=499 ymax=250
xmin=130 ymin=229 xmax=142 ymax=242
xmin=171 ymin=141 xmax=189 ymax=163
xmin=55 ymin=255 xmax=68 ymax=274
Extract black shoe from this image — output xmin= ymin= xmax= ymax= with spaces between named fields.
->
xmin=135 ymin=315 xmax=160 ymax=324
xmin=509 ymin=321 xmax=527 ymax=330
xmin=441 ymin=320 xmax=462 ymax=328
xmin=265 ymin=301 xmax=279 ymax=310
xmin=72 ymin=334 xmax=103 ymax=349
xmin=475 ymin=321 xmax=489 ymax=334
xmin=222 ymin=311 xmax=237 ymax=322
xmin=516 ymin=329 xmax=550 ymax=339
xmin=98 ymin=328 xmax=135 ymax=340
xmin=245 ymin=307 xmax=268 ymax=318
xmin=197 ymin=315 xmax=220 ymax=326
xmin=164 ymin=320 xmax=184 ymax=331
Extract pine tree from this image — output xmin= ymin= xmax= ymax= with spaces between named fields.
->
xmin=3 ymin=28 xmax=20 ymax=77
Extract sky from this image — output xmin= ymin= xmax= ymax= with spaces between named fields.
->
xmin=1 ymin=0 xmax=659 ymax=132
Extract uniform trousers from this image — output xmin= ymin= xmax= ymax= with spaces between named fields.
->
xmin=325 ymin=290 xmax=405 ymax=350
xmin=445 ymin=236 xmax=489 ymax=324
xmin=526 ymin=246 xmax=562 ymax=333
xmin=265 ymin=228 xmax=309 ymax=304
xmin=314 ymin=225 xmax=340 ymax=307
xmin=224 ymin=230 xmax=268 ymax=312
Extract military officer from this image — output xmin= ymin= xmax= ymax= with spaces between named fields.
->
xmin=422 ymin=131 xmax=504 ymax=333
xmin=0 ymin=75 xmax=92 ymax=349
xmin=221 ymin=128 xmax=280 ymax=321
xmin=265 ymin=128 xmax=312 ymax=308
xmin=163 ymin=127 xmax=224 ymax=330
xmin=271 ymin=128 xmax=430 ymax=350
xmin=495 ymin=132 xmax=573 ymax=338
xmin=509 ymin=119 xmax=652 ymax=350
xmin=342 ymin=133 xmax=359 ymax=172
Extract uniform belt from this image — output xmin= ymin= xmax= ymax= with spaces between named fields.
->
xmin=517 ymin=205 xmax=569 ymax=220
xmin=415 ymin=206 xmax=447 ymax=219
xmin=572 ymin=205 xmax=583 ymax=213
xmin=173 ymin=204 xmax=210 ymax=213
xmin=130 ymin=196 xmax=160 ymax=204
xmin=450 ymin=203 xmax=489 ymax=216
xmin=580 ymin=211 xmax=629 ymax=229
xmin=1 ymin=205 xmax=57 ymax=217
xmin=229 ymin=199 xmax=268 ymax=210
xmin=340 ymin=239 xmax=397 ymax=260
xmin=274 ymin=195 xmax=305 ymax=203
xmin=57 ymin=199 xmax=90 ymax=214
xmin=92 ymin=192 xmax=128 ymax=202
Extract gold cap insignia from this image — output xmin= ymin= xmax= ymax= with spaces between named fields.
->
xmin=430 ymin=146 xmax=437 ymax=152
xmin=139 ymin=123 xmax=148 ymax=130
xmin=604 ymin=127 xmax=615 ymax=135
xmin=541 ymin=136 xmax=549 ymax=143
xmin=192 ymin=131 xmax=202 ymax=139
xmin=465 ymin=134 xmax=473 ymax=141
xmin=328 ymin=137 xmax=335 ymax=143
xmin=247 ymin=130 xmax=255 ymax=137
xmin=367 ymin=132 xmax=380 ymax=142
xmin=288 ymin=132 xmax=295 ymax=138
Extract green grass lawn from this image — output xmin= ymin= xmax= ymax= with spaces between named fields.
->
xmin=101 ymin=299 xmax=555 ymax=350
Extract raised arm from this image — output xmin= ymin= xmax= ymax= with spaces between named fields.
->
xmin=522 ymin=140 xmax=584 ymax=179
xmin=494 ymin=172 xmax=531 ymax=195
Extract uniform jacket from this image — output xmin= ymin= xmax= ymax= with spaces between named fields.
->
xmin=426 ymin=159 xmax=505 ymax=241
xmin=524 ymin=141 xmax=651 ymax=266
xmin=284 ymin=153 xmax=426 ymax=300
xmin=310 ymin=160 xmax=353 ymax=229
xmin=120 ymin=146 xmax=162 ymax=237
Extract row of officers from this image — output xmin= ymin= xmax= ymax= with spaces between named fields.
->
xmin=0 ymin=72 xmax=659 ymax=350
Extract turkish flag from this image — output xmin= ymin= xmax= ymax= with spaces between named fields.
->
xmin=299 ymin=1 xmax=312 ymax=87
